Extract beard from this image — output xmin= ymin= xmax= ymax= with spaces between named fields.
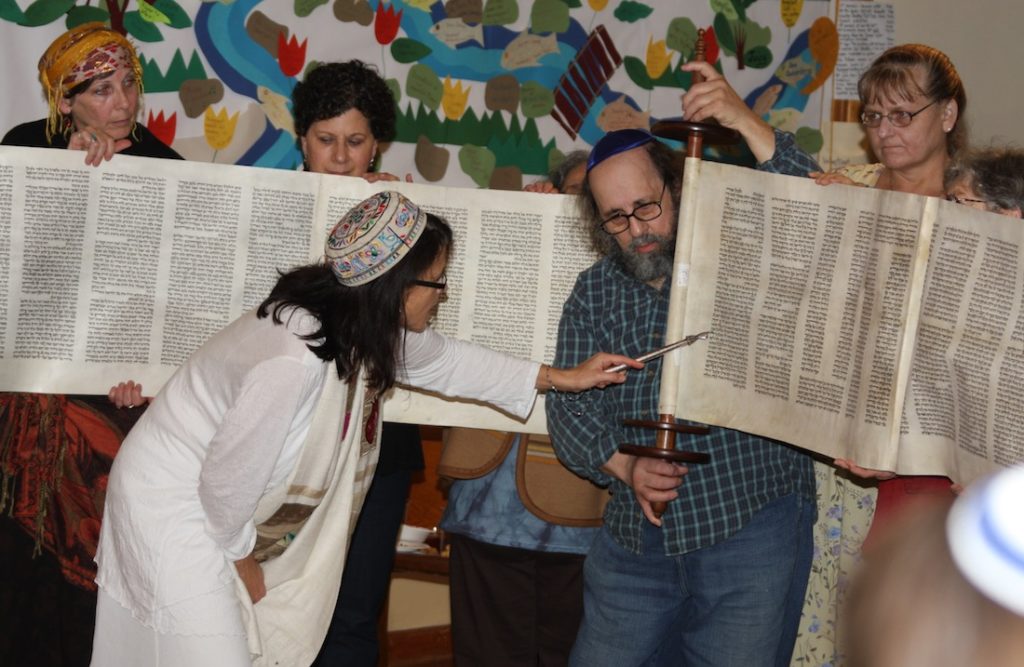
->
xmin=609 ymin=231 xmax=676 ymax=283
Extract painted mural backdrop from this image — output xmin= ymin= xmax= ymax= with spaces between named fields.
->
xmin=0 ymin=0 xmax=836 ymax=188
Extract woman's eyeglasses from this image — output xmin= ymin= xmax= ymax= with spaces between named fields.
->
xmin=860 ymin=99 xmax=938 ymax=128
xmin=600 ymin=182 xmax=667 ymax=235
xmin=413 ymin=275 xmax=447 ymax=290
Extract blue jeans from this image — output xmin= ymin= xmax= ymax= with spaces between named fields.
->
xmin=570 ymin=493 xmax=814 ymax=667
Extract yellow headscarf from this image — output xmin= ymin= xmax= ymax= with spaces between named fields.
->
xmin=37 ymin=22 xmax=144 ymax=142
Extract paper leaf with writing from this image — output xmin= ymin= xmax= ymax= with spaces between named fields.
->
xmin=489 ymin=165 xmax=523 ymax=191
xmin=415 ymin=135 xmax=451 ymax=181
xmin=485 ymin=74 xmax=520 ymax=113
xmin=666 ymin=17 xmax=698 ymax=57
xmin=530 ymin=0 xmax=569 ymax=33
xmin=258 ymin=86 xmax=296 ymax=135
xmin=204 ymin=106 xmax=240 ymax=151
xmin=744 ymin=45 xmax=773 ymax=69
xmin=407 ymin=64 xmax=444 ymax=110
xmin=795 ymin=126 xmax=823 ymax=154
xmin=430 ymin=18 xmax=484 ymax=48
xmin=598 ymin=95 xmax=650 ymax=132
xmin=65 ymin=4 xmax=108 ymax=28
xmin=501 ymin=32 xmax=558 ymax=70
xmin=391 ymin=37 xmax=432 ymax=63
xmin=445 ymin=0 xmax=483 ymax=23
xmin=124 ymin=10 xmax=164 ymax=42
xmin=138 ymin=1 xmax=172 ymax=25
xmin=333 ymin=0 xmax=374 ymax=25
xmin=247 ymin=11 xmax=287 ymax=57
xmin=179 ymin=78 xmax=225 ymax=118
xmin=459 ymin=144 xmax=496 ymax=187
xmin=802 ymin=17 xmax=838 ymax=95
xmin=519 ymin=81 xmax=554 ymax=118
xmin=295 ymin=0 xmax=329 ymax=18
xmin=613 ymin=0 xmax=652 ymax=23
xmin=153 ymin=0 xmax=192 ymax=28
xmin=483 ymin=0 xmax=518 ymax=26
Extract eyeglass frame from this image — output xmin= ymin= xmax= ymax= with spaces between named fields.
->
xmin=412 ymin=274 xmax=447 ymax=290
xmin=599 ymin=182 xmax=668 ymax=235
xmin=945 ymin=193 xmax=988 ymax=207
xmin=860 ymin=99 xmax=939 ymax=129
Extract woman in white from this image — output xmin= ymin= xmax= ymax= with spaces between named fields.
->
xmin=91 ymin=191 xmax=638 ymax=666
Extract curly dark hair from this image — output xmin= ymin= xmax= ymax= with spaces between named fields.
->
xmin=257 ymin=212 xmax=453 ymax=392
xmin=292 ymin=60 xmax=397 ymax=142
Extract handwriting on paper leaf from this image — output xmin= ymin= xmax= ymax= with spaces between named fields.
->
xmin=501 ymin=32 xmax=558 ymax=69
xmin=485 ymin=74 xmax=519 ymax=113
xmin=430 ymin=18 xmax=484 ymax=48
xmin=597 ymin=96 xmax=650 ymax=132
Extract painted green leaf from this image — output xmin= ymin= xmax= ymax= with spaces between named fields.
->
xmin=666 ymin=17 xmax=698 ymax=56
xmin=0 ymin=0 xmax=25 ymax=23
xmin=613 ymin=0 xmax=653 ymax=23
xmin=564 ymin=0 xmax=582 ymax=7
xmin=530 ymin=0 xmax=569 ymax=34
xmin=735 ymin=0 xmax=756 ymax=22
xmin=745 ymin=45 xmax=773 ymax=69
xmin=65 ymin=5 xmax=108 ymax=28
xmin=391 ymin=38 xmax=432 ymax=64
xmin=386 ymin=77 xmax=402 ymax=106
xmin=745 ymin=20 xmax=772 ymax=49
xmin=406 ymin=64 xmax=443 ymax=111
xmin=483 ymin=0 xmax=518 ymax=26
xmin=709 ymin=0 xmax=738 ymax=22
xmin=295 ymin=0 xmax=329 ymax=17
xmin=153 ymin=0 xmax=193 ymax=29
xmin=519 ymin=81 xmax=554 ymax=118
xmin=623 ymin=56 xmax=653 ymax=90
xmin=795 ymin=126 xmax=823 ymax=155
xmin=19 ymin=0 xmax=75 ymax=27
xmin=713 ymin=13 xmax=736 ymax=55
xmin=459 ymin=144 xmax=496 ymax=188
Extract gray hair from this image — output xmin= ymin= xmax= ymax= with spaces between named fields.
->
xmin=549 ymin=150 xmax=589 ymax=191
xmin=946 ymin=147 xmax=1024 ymax=214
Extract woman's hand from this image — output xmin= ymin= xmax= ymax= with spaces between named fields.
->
xmin=234 ymin=553 xmax=267 ymax=604
xmin=363 ymin=171 xmax=414 ymax=183
xmin=834 ymin=458 xmax=896 ymax=480
xmin=542 ymin=353 xmax=643 ymax=393
xmin=67 ymin=126 xmax=130 ymax=166
xmin=107 ymin=380 xmax=151 ymax=409
xmin=809 ymin=171 xmax=858 ymax=187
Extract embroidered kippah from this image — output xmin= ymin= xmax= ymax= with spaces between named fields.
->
xmin=586 ymin=128 xmax=656 ymax=172
xmin=325 ymin=191 xmax=428 ymax=286
xmin=947 ymin=465 xmax=1024 ymax=616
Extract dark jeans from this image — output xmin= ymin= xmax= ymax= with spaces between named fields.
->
xmin=313 ymin=467 xmax=412 ymax=667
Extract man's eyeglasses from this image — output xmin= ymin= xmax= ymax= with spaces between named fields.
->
xmin=412 ymin=274 xmax=447 ymax=290
xmin=946 ymin=193 xmax=987 ymax=206
xmin=600 ymin=182 xmax=667 ymax=235
xmin=860 ymin=99 xmax=938 ymax=128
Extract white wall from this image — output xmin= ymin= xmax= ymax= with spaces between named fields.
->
xmin=894 ymin=0 xmax=1024 ymax=147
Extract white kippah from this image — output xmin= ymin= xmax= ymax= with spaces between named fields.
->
xmin=947 ymin=465 xmax=1024 ymax=617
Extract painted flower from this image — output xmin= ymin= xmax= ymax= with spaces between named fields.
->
xmin=146 ymin=110 xmax=176 ymax=147
xmin=588 ymin=0 xmax=609 ymax=9
xmin=645 ymin=36 xmax=672 ymax=80
xmin=277 ymin=32 xmax=308 ymax=77
xmin=374 ymin=2 xmax=403 ymax=46
xmin=204 ymin=106 xmax=240 ymax=151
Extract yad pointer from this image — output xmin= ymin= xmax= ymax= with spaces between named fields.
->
xmin=606 ymin=331 xmax=712 ymax=373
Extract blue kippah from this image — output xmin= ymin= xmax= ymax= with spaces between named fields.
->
xmin=586 ymin=128 xmax=656 ymax=172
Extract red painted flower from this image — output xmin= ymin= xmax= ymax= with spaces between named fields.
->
xmin=146 ymin=110 xmax=177 ymax=147
xmin=278 ymin=32 xmax=308 ymax=77
xmin=704 ymin=26 xmax=720 ymax=66
xmin=374 ymin=2 xmax=403 ymax=46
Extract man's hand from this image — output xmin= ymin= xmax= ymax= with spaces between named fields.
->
xmin=603 ymin=451 xmax=688 ymax=526
xmin=679 ymin=61 xmax=776 ymax=163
